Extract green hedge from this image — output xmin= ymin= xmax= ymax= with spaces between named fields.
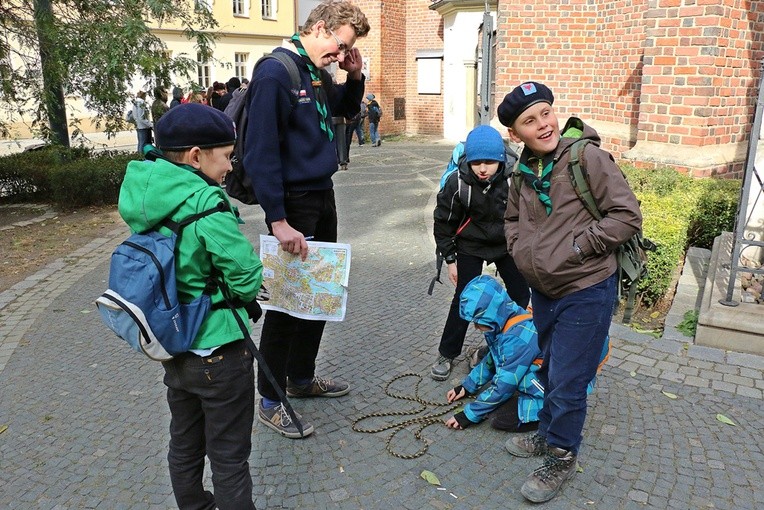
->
xmin=622 ymin=166 xmax=741 ymax=307
xmin=0 ymin=147 xmax=134 ymax=209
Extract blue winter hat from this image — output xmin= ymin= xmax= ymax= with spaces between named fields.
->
xmin=464 ymin=125 xmax=506 ymax=164
xmin=497 ymin=81 xmax=554 ymax=127
xmin=155 ymin=103 xmax=236 ymax=151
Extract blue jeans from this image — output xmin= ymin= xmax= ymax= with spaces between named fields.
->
xmin=258 ymin=189 xmax=338 ymax=401
xmin=369 ymin=122 xmax=379 ymax=145
xmin=163 ymin=340 xmax=256 ymax=510
xmin=438 ymin=252 xmax=530 ymax=359
xmin=353 ymin=119 xmax=365 ymax=144
xmin=532 ymin=272 xmax=617 ymax=455
xmin=136 ymin=128 xmax=152 ymax=153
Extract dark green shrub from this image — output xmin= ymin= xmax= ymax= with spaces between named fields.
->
xmin=686 ymin=179 xmax=741 ymax=249
xmin=0 ymin=146 xmax=94 ymax=202
xmin=49 ymin=152 xmax=133 ymax=208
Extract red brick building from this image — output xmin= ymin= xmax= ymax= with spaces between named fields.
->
xmin=352 ymin=0 xmax=764 ymax=177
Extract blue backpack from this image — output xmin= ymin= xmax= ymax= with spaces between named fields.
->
xmin=96 ymin=202 xmax=227 ymax=361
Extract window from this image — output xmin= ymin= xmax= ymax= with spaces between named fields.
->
xmin=416 ymin=50 xmax=443 ymax=95
xmin=233 ymin=0 xmax=249 ymax=16
xmin=235 ymin=53 xmax=249 ymax=80
xmin=261 ymin=0 xmax=275 ymax=20
xmin=197 ymin=52 xmax=211 ymax=88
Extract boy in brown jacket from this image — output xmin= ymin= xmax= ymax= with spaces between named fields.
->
xmin=499 ymin=82 xmax=642 ymax=503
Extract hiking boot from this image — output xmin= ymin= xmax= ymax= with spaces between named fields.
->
xmin=257 ymin=401 xmax=314 ymax=439
xmin=520 ymin=447 xmax=578 ymax=503
xmin=430 ymin=355 xmax=453 ymax=381
xmin=286 ymin=376 xmax=350 ymax=398
xmin=505 ymin=432 xmax=548 ymax=458
xmin=469 ymin=345 xmax=489 ymax=368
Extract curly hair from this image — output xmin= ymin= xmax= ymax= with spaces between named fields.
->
xmin=301 ymin=0 xmax=370 ymax=37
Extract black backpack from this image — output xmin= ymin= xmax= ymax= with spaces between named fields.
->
xmin=224 ymin=52 xmax=301 ymax=205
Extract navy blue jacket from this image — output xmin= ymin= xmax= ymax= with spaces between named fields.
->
xmin=243 ymin=47 xmax=364 ymax=223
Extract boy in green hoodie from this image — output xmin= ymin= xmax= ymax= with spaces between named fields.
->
xmin=118 ymin=103 xmax=264 ymax=510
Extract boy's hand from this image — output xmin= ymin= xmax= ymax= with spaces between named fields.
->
xmin=446 ymin=385 xmax=466 ymax=403
xmin=271 ymin=219 xmax=309 ymax=261
xmin=444 ymin=416 xmax=463 ymax=429
xmin=447 ymin=263 xmax=458 ymax=286
xmin=340 ymin=48 xmax=363 ymax=79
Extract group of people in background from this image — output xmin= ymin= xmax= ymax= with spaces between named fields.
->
xmin=129 ymin=77 xmax=250 ymax=152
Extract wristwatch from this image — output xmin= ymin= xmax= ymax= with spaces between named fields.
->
xmin=444 ymin=254 xmax=456 ymax=264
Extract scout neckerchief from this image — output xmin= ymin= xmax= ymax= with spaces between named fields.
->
xmin=290 ymin=33 xmax=334 ymax=141
xmin=518 ymin=150 xmax=555 ymax=215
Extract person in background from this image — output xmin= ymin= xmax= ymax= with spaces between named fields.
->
xmin=151 ymin=86 xmax=170 ymax=124
xmin=170 ymin=87 xmax=184 ymax=109
xmin=132 ymin=90 xmax=153 ymax=153
xmin=347 ymin=99 xmax=366 ymax=146
xmin=210 ymin=82 xmax=227 ymax=110
xmin=366 ymin=93 xmax=382 ymax=146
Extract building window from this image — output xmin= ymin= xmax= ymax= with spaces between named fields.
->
xmin=416 ymin=50 xmax=443 ymax=95
xmin=235 ymin=53 xmax=249 ymax=81
xmin=261 ymin=0 xmax=275 ymax=20
xmin=233 ymin=0 xmax=249 ymax=16
xmin=197 ymin=52 xmax=211 ymax=88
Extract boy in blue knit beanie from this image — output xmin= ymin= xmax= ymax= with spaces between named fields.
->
xmin=431 ymin=125 xmax=530 ymax=381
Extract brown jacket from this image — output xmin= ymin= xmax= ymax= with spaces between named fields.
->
xmin=504 ymin=119 xmax=642 ymax=299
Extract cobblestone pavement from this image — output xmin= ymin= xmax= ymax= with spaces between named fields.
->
xmin=1 ymin=139 xmax=763 ymax=509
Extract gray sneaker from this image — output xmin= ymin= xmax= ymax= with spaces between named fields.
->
xmin=286 ymin=376 xmax=350 ymax=398
xmin=521 ymin=447 xmax=578 ymax=503
xmin=506 ymin=432 xmax=548 ymax=458
xmin=257 ymin=401 xmax=314 ymax=439
xmin=430 ymin=355 xmax=453 ymax=381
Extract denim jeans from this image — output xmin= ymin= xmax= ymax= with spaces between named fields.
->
xmin=258 ymin=189 xmax=337 ymax=401
xmin=136 ymin=128 xmax=152 ymax=153
xmin=352 ymin=119 xmax=365 ymax=144
xmin=438 ymin=252 xmax=530 ymax=359
xmin=532 ymin=271 xmax=617 ymax=455
xmin=369 ymin=122 xmax=379 ymax=145
xmin=163 ymin=340 xmax=256 ymax=510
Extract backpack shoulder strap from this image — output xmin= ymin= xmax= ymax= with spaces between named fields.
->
xmin=501 ymin=313 xmax=533 ymax=333
xmin=456 ymin=157 xmax=472 ymax=211
xmin=161 ymin=201 xmax=229 ymax=234
xmin=262 ymin=51 xmax=302 ymax=107
xmin=567 ymin=139 xmax=602 ymax=221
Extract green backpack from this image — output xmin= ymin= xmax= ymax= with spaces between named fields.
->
xmin=511 ymin=127 xmax=656 ymax=323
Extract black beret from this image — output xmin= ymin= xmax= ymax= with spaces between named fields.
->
xmin=497 ymin=82 xmax=554 ymax=127
xmin=155 ymin=103 xmax=236 ymax=151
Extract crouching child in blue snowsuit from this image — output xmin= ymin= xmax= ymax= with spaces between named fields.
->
xmin=444 ymin=275 xmax=609 ymax=432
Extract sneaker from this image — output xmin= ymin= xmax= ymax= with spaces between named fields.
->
xmin=286 ymin=376 xmax=350 ymax=398
xmin=506 ymin=432 xmax=548 ymax=458
xmin=257 ymin=401 xmax=314 ymax=439
xmin=469 ymin=345 xmax=489 ymax=368
xmin=520 ymin=447 xmax=578 ymax=503
xmin=430 ymin=355 xmax=453 ymax=381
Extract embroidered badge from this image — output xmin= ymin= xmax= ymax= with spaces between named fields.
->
xmin=521 ymin=83 xmax=537 ymax=96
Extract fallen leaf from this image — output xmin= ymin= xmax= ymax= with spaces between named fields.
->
xmin=576 ymin=465 xmax=584 ymax=473
xmin=420 ymin=470 xmax=441 ymax=486
xmin=81 ymin=310 xmax=91 ymax=314
xmin=716 ymin=414 xmax=736 ymax=426
xmin=630 ymin=371 xmax=637 ymax=377
xmin=661 ymin=391 xmax=678 ymax=399
xmin=0 ymin=425 xmax=7 ymax=434
xmin=650 ymin=311 xmax=660 ymax=318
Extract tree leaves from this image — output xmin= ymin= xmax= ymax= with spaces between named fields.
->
xmin=716 ymin=414 xmax=736 ymax=426
xmin=420 ymin=470 xmax=441 ymax=486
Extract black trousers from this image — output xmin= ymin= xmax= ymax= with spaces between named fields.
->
xmin=258 ymin=189 xmax=338 ymax=401
xmin=437 ymin=252 xmax=530 ymax=359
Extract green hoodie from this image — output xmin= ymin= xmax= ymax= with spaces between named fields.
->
xmin=118 ymin=155 xmax=263 ymax=350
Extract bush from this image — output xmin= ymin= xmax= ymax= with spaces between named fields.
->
xmin=49 ymin=152 xmax=133 ymax=208
xmin=686 ymin=179 xmax=741 ymax=249
xmin=0 ymin=148 xmax=133 ymax=208
xmin=621 ymin=165 xmax=740 ymax=308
